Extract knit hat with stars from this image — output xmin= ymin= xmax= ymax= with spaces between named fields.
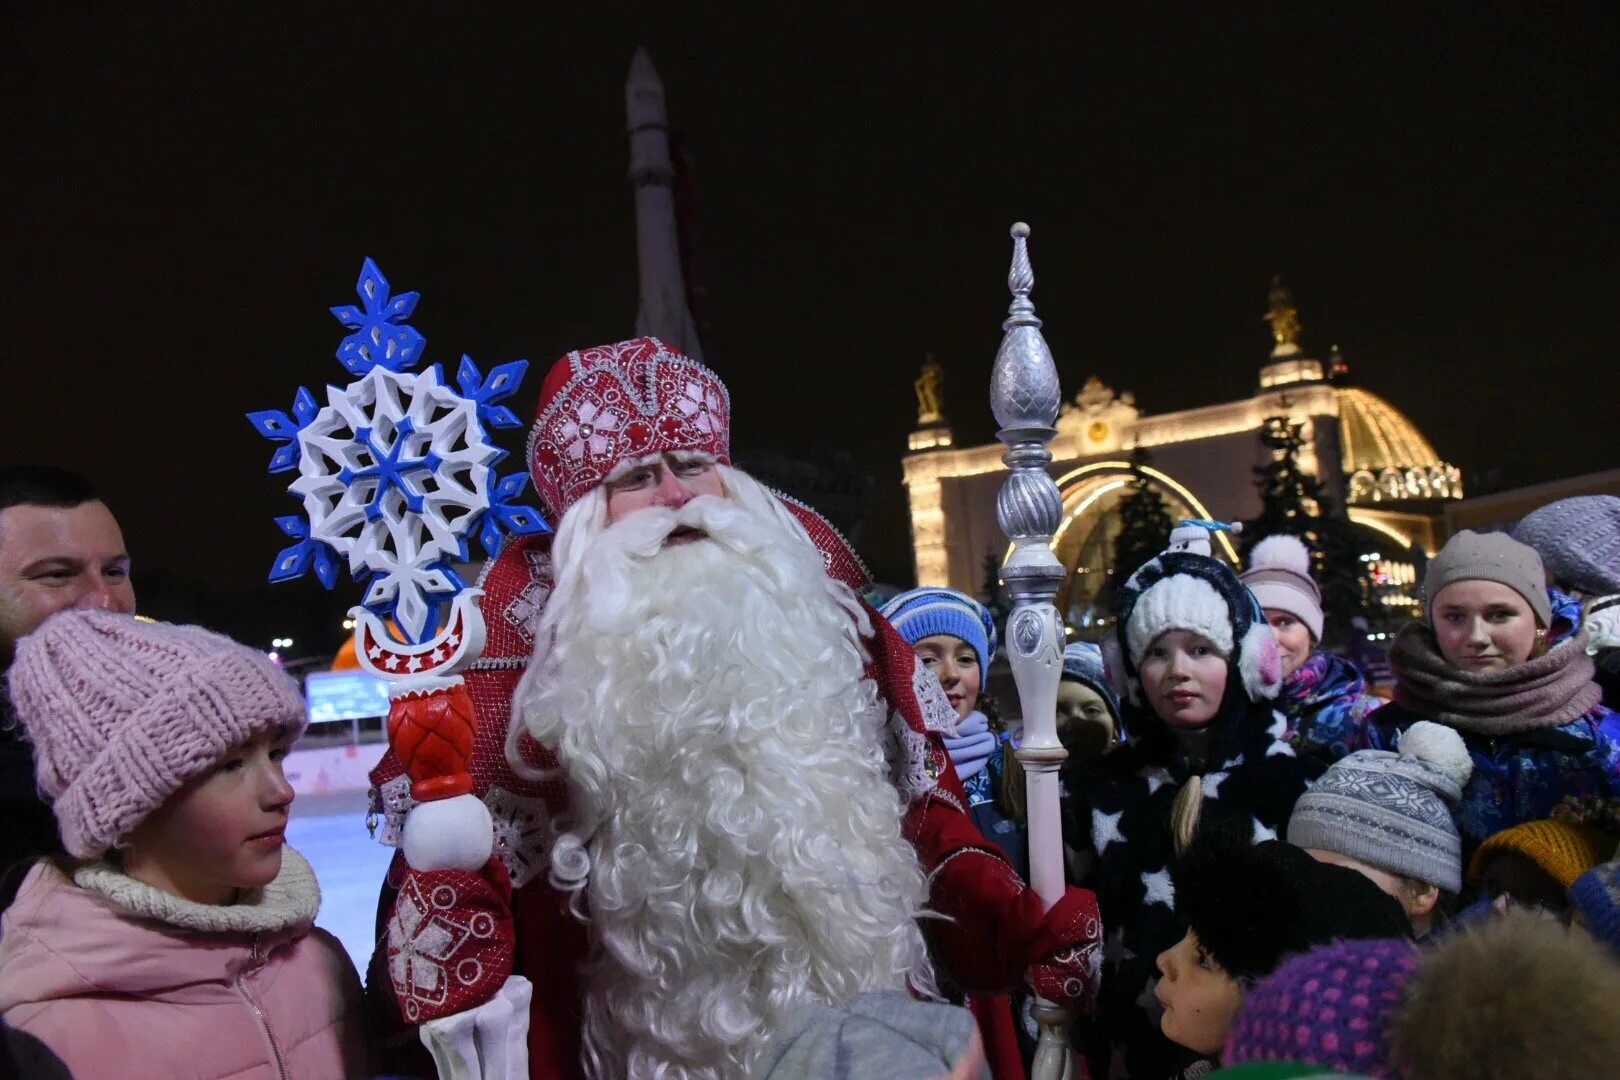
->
xmin=1172 ymin=821 xmax=1411 ymax=982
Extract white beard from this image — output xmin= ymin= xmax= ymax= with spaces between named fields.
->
xmin=511 ymin=467 xmax=934 ymax=1079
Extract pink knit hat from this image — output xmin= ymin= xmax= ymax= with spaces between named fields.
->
xmin=8 ymin=609 xmax=308 ymax=857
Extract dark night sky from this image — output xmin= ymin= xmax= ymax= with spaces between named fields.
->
xmin=3 ymin=6 xmax=1616 ymax=609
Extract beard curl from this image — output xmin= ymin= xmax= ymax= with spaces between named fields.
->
xmin=511 ymin=466 xmax=933 ymax=1078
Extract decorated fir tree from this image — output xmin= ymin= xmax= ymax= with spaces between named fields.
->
xmin=1101 ymin=451 xmax=1174 ymax=612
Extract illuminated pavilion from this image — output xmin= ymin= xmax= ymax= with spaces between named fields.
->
xmin=902 ymin=281 xmax=1462 ymax=633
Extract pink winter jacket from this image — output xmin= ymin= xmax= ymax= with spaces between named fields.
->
xmin=0 ymin=848 xmax=368 ymax=1079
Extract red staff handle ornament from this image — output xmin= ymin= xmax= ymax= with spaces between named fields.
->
xmin=356 ymin=591 xmax=494 ymax=871
xmin=391 ymin=682 xmax=477 ymax=801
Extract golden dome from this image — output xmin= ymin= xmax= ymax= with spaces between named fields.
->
xmin=1336 ymin=387 xmax=1462 ymax=502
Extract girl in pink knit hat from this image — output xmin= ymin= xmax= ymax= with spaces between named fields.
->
xmin=0 ymin=609 xmax=368 ymax=1078
xmin=1240 ymin=533 xmax=1384 ymax=762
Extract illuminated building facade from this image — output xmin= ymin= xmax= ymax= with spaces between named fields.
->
xmin=902 ymin=283 xmax=1462 ymax=633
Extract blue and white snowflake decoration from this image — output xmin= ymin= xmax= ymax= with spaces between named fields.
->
xmin=249 ymin=258 xmax=548 ymax=644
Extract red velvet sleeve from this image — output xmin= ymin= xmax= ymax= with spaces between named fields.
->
xmin=905 ymin=748 xmax=1103 ymax=1011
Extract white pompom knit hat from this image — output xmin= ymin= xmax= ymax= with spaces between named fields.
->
xmin=1240 ymin=534 xmax=1325 ymax=643
xmin=1104 ymin=548 xmax=1282 ymax=706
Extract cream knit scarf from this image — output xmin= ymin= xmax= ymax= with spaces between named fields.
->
xmin=74 ymin=847 xmax=321 ymax=935
xmin=1390 ymin=622 xmax=1602 ymax=736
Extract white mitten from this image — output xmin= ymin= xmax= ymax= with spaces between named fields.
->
xmin=418 ymin=974 xmax=534 ymax=1079
xmin=402 ymin=792 xmax=495 ymax=871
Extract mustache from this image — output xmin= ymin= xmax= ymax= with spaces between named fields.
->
xmin=598 ymin=494 xmax=758 ymax=560
xmin=577 ymin=495 xmax=762 ymax=636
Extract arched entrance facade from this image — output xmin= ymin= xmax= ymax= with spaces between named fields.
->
xmin=1048 ymin=462 xmax=1238 ymax=638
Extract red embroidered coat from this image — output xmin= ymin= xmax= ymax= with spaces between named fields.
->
xmin=367 ymin=508 xmax=1102 ymax=1078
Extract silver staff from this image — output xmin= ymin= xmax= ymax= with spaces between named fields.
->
xmin=991 ymin=223 xmax=1076 ymax=1079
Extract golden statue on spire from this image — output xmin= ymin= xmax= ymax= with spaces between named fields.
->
xmin=1265 ymin=275 xmax=1302 ymax=351
xmin=915 ymin=353 xmax=946 ymax=425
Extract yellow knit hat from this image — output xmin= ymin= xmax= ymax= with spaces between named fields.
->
xmin=1468 ymin=820 xmax=1619 ymax=889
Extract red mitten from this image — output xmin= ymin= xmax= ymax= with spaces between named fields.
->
xmin=390 ymin=682 xmax=478 ymax=800
xmin=1024 ymin=886 xmax=1104 ymax=1013
xmin=386 ymin=857 xmax=517 ymax=1024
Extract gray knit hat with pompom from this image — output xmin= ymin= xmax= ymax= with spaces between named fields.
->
xmin=1286 ymin=721 xmax=1474 ymax=894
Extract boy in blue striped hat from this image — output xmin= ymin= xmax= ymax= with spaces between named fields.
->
xmin=879 ymin=588 xmax=995 ymax=716
xmin=878 ymin=588 xmax=1022 ymax=868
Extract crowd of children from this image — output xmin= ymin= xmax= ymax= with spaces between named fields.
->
xmin=2 ymin=493 xmax=1619 ymax=1078
xmin=887 ymin=496 xmax=1620 ymax=1077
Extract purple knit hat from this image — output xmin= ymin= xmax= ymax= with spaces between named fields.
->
xmin=1224 ymin=938 xmax=1418 ymax=1078
xmin=8 ymin=609 xmax=308 ymax=857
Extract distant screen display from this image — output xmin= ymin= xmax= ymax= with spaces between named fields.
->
xmin=305 ymin=671 xmax=390 ymax=722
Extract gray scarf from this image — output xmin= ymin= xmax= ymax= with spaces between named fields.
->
xmin=1390 ymin=622 xmax=1602 ymax=736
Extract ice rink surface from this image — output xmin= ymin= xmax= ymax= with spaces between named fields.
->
xmin=287 ymin=790 xmax=395 ymax=973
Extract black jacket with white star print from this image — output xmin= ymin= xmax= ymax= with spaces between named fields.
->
xmin=1062 ymin=691 xmax=1325 ymax=1079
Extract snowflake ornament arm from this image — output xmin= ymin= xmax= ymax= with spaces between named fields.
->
xmin=247 ymin=386 xmax=320 ymax=473
xmin=249 ymin=258 xmax=549 ymax=645
xmin=267 ymin=515 xmax=341 ymax=589
xmin=330 ymin=257 xmax=426 ymax=376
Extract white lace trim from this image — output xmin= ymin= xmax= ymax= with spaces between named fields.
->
xmin=377 ymin=774 xmax=415 ymax=848
xmin=884 ymin=709 xmax=941 ymax=805
xmin=911 ymin=655 xmax=961 ymax=736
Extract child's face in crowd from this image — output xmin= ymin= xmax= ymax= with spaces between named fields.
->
xmin=1477 ymin=850 xmax=1570 ymax=915
xmin=1305 ymin=847 xmax=1441 ymax=936
xmin=1431 ymin=581 xmax=1540 ymax=671
xmin=1138 ymin=630 xmax=1228 ymax=729
xmin=124 ymin=728 xmax=297 ymax=904
xmin=1154 ymin=929 xmax=1245 ymax=1056
xmin=1264 ymin=610 xmax=1313 ymax=680
xmin=915 ymin=633 xmax=981 ymax=723
xmin=1056 ymin=679 xmax=1115 ymax=761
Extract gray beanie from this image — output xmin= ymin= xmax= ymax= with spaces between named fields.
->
xmin=1512 ymin=496 xmax=1620 ymax=599
xmin=1287 ymin=721 xmax=1474 ymax=894
xmin=1424 ymin=530 xmax=1551 ymax=627
xmin=755 ymin=991 xmax=985 ymax=1080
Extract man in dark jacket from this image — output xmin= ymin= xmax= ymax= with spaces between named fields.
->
xmin=0 ymin=466 xmax=135 ymax=904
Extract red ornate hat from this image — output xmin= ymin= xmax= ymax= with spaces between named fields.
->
xmin=526 ymin=337 xmax=731 ymax=520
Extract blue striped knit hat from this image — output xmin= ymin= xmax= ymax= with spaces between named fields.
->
xmin=1571 ymin=860 xmax=1620 ymax=959
xmin=1062 ymin=642 xmax=1121 ymax=724
xmin=878 ymin=587 xmax=997 ymax=673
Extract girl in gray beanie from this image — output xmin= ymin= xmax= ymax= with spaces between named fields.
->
xmin=1365 ymin=530 xmax=1620 ymax=857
